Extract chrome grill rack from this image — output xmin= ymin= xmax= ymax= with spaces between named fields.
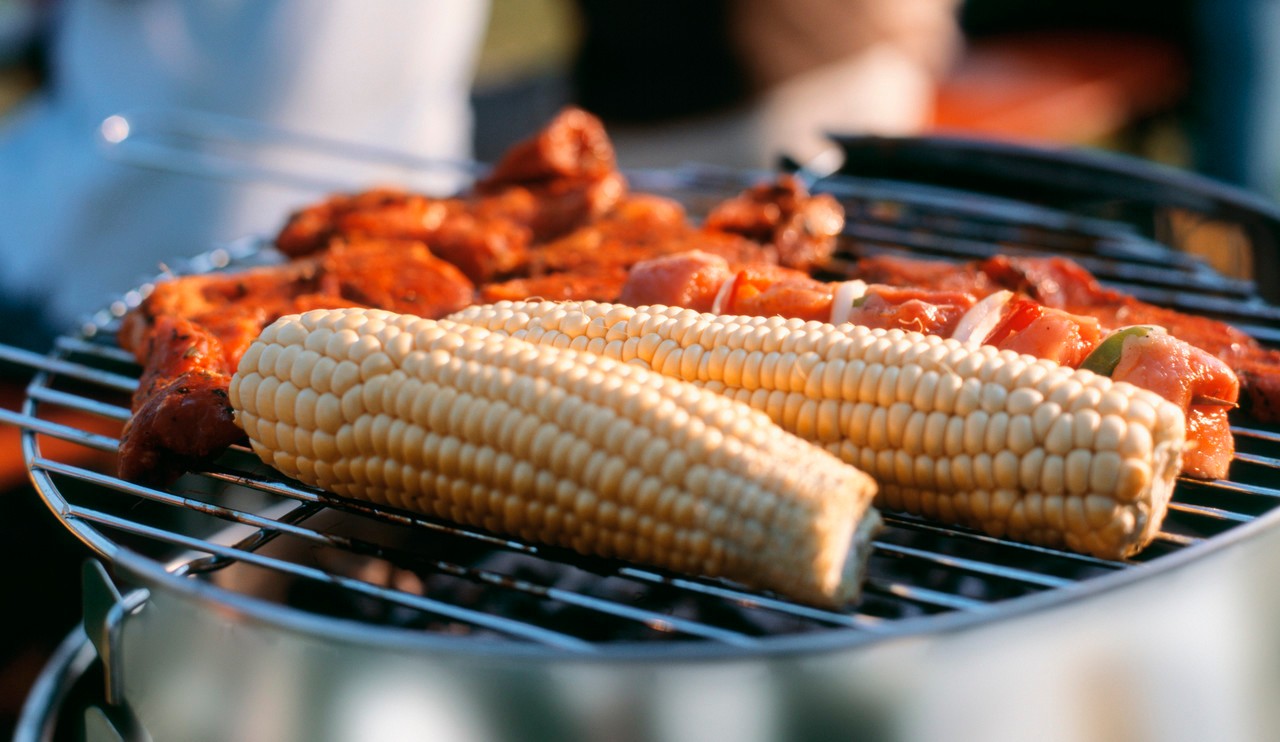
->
xmin=4 ymin=147 xmax=1280 ymax=653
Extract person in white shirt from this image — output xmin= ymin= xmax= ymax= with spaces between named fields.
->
xmin=0 ymin=0 xmax=489 ymax=348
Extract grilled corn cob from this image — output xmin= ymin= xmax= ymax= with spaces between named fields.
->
xmin=228 ymin=307 xmax=881 ymax=609
xmin=448 ymin=300 xmax=1189 ymax=559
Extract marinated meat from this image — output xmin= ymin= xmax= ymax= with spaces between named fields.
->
xmin=982 ymin=299 xmax=1103 ymax=368
xmin=618 ymin=251 xmax=735 ymax=312
xmin=527 ymin=195 xmax=775 ymax=278
xmin=852 ymin=253 xmax=1280 ymax=421
xmin=620 ymin=251 xmax=1237 ymax=478
xmin=118 ymin=317 xmax=242 ymax=486
xmin=477 ymin=106 xmax=629 ymax=242
xmin=1109 ymin=332 xmax=1239 ymax=478
xmin=847 ymin=286 xmax=976 ymax=337
xmin=1072 ymin=299 xmax=1280 ymax=420
xmin=479 ymin=268 xmax=630 ymax=304
xmin=704 ymin=174 xmax=844 ymax=271
xmin=274 ymin=108 xmax=627 ymax=281
xmin=977 ymin=255 xmax=1122 ymax=308
xmin=477 ymin=106 xmax=617 ymax=186
xmin=119 ymin=257 xmax=329 ymax=368
xmin=851 ymin=254 xmax=1119 ymax=308
xmin=317 ymin=239 xmax=475 ymax=318
xmin=121 ymin=240 xmax=473 ymax=369
xmin=118 ymin=238 xmax=475 ymax=484
xmin=715 ymin=264 xmax=835 ymax=322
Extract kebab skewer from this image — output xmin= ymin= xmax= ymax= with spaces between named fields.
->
xmin=621 ymin=251 xmax=1239 ymax=479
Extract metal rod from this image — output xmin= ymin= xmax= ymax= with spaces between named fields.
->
xmin=1177 ymin=478 xmax=1280 ymax=500
xmin=863 ymin=579 xmax=993 ymax=613
xmin=1 ymin=410 xmax=121 ymax=452
xmin=880 ymin=513 xmax=1128 ymax=570
xmin=200 ymin=464 xmax=541 ymax=554
xmin=98 ymin=108 xmax=482 ymax=194
xmin=872 ymin=542 xmax=1073 ymax=589
xmin=1232 ymin=425 xmax=1280 ymax=443
xmin=1166 ymin=502 xmax=1256 ymax=524
xmin=0 ymin=344 xmax=138 ymax=393
xmin=65 ymin=505 xmax=598 ymax=651
xmin=54 ymin=336 xmax=139 ymax=366
xmin=26 ymin=386 xmax=131 ymax=422
xmin=614 ymin=566 xmax=887 ymax=631
xmin=179 ymin=501 xmax=327 ymax=578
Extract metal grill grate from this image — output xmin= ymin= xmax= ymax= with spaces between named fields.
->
xmin=4 ymin=161 xmax=1280 ymax=653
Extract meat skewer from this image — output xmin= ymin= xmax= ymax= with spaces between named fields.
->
xmin=853 ymin=253 xmax=1280 ymax=421
xmin=620 ymin=251 xmax=1239 ymax=480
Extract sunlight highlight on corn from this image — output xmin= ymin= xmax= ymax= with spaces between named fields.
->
xmin=228 ymin=307 xmax=881 ymax=609
xmin=448 ymin=300 xmax=1188 ymax=559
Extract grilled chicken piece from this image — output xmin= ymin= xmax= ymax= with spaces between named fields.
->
xmin=527 ymin=195 xmax=776 ymax=278
xmin=478 ymin=106 xmax=616 ymax=186
xmin=118 ymin=317 xmax=243 ymax=486
xmin=478 ymin=267 xmax=631 ymax=304
xmin=122 ymin=240 xmax=474 ymax=362
xmin=1107 ymin=332 xmax=1240 ymax=478
xmin=475 ymin=106 xmax=627 ymax=241
xmin=477 ymin=193 xmax=778 ymax=306
xmin=709 ymin=263 xmax=837 ymax=322
xmin=317 ymin=239 xmax=476 ymax=318
xmin=119 ymin=257 xmax=329 ymax=369
xmin=274 ymin=108 xmax=627 ymax=282
xmin=117 ymin=239 xmax=475 ymax=484
xmin=275 ymin=189 xmax=533 ymax=285
xmin=703 ymin=174 xmax=844 ymax=272
xmin=978 ymin=255 xmax=1121 ymax=308
xmin=843 ymin=286 xmax=978 ymax=338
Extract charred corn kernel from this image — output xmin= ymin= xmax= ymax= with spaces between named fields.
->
xmin=449 ymin=300 xmax=1189 ymax=560
xmin=230 ymin=308 xmax=882 ymax=609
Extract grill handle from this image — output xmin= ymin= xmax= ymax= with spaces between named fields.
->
xmin=826 ymin=135 xmax=1280 ymax=303
xmin=81 ymin=560 xmax=152 ymax=740
xmin=95 ymin=108 xmax=480 ymax=196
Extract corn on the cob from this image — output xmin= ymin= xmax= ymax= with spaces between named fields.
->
xmin=228 ymin=307 xmax=881 ymax=609
xmin=448 ymin=300 xmax=1189 ymax=559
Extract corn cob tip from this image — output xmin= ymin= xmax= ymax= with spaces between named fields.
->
xmin=838 ymin=506 xmax=884 ymax=605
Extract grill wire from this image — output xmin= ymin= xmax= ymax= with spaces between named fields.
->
xmin=3 ymin=166 xmax=1279 ymax=653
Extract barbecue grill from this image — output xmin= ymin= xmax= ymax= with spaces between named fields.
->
xmin=8 ymin=118 xmax=1280 ymax=741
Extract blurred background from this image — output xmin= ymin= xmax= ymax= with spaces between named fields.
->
xmin=0 ymin=0 xmax=1277 ymax=734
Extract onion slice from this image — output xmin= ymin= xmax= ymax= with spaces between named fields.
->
xmin=710 ymin=272 xmax=742 ymax=315
xmin=829 ymin=280 xmax=869 ymax=325
xmin=951 ymin=290 xmax=1013 ymax=345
